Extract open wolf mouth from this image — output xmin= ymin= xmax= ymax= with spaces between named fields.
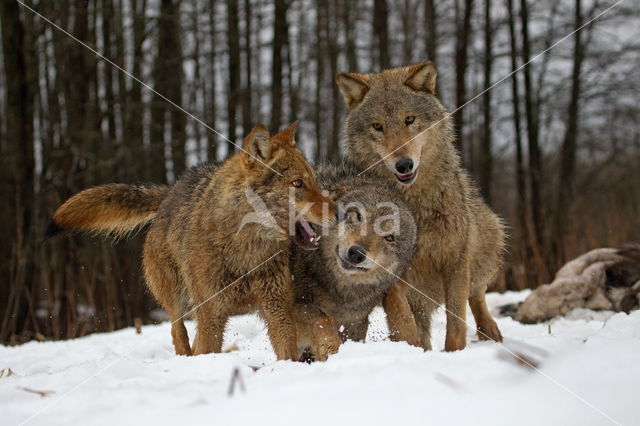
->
xmin=395 ymin=171 xmax=417 ymax=185
xmin=295 ymin=219 xmax=321 ymax=250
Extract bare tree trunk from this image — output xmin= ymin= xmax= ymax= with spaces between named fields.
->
xmin=506 ymin=0 xmax=539 ymax=288
xmin=373 ymin=0 xmax=390 ymax=69
xmin=123 ymin=0 xmax=147 ymax=181
xmin=270 ymin=0 xmax=289 ymax=133
xmin=520 ymin=0 xmax=548 ymax=279
xmin=149 ymin=4 xmax=172 ymax=183
xmin=191 ymin=1 xmax=203 ymax=162
xmin=241 ymin=0 xmax=253 ymax=137
xmin=552 ymin=0 xmax=584 ymax=268
xmin=0 ymin=0 xmax=36 ymax=341
xmin=314 ymin=0 xmax=326 ymax=161
xmin=102 ymin=0 xmax=118 ymax=180
xmin=453 ymin=0 xmax=474 ymax=158
xmin=208 ymin=0 xmax=218 ymax=162
xmin=253 ymin=2 xmax=264 ymax=123
xmin=163 ymin=0 xmax=186 ymax=178
xmin=479 ymin=0 xmax=493 ymax=203
xmin=242 ymin=0 xmax=254 ymax=135
xmin=326 ymin=0 xmax=341 ymax=161
xmin=226 ymin=0 xmax=240 ymax=150
xmin=400 ymin=0 xmax=416 ymax=64
xmin=424 ymin=0 xmax=437 ymax=64
xmin=343 ymin=0 xmax=359 ymax=72
xmin=285 ymin=3 xmax=299 ymax=123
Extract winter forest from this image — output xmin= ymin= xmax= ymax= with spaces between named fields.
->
xmin=1 ymin=0 xmax=639 ymax=344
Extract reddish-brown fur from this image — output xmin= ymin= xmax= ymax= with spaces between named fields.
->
xmin=49 ymin=123 xmax=337 ymax=360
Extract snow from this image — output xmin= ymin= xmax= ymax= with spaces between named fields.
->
xmin=2 ymin=290 xmax=638 ymax=426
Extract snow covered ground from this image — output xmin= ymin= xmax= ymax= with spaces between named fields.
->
xmin=2 ymin=290 xmax=639 ymax=426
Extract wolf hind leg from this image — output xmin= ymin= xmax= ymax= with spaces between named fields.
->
xmin=168 ymin=311 xmax=191 ymax=356
xmin=143 ymin=240 xmax=192 ymax=356
xmin=191 ymin=302 xmax=227 ymax=355
xmin=469 ymin=293 xmax=502 ymax=342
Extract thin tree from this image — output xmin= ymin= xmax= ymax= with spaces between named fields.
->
xmin=373 ymin=0 xmax=390 ymax=69
xmin=325 ymin=0 xmax=341 ymax=161
xmin=343 ymin=0 xmax=359 ymax=72
xmin=424 ymin=0 xmax=438 ymax=64
xmin=0 ymin=0 xmax=36 ymax=342
xmin=208 ymin=0 xmax=218 ymax=162
xmin=122 ymin=0 xmax=147 ymax=181
xmin=101 ymin=0 xmax=117 ymax=180
xmin=241 ymin=0 xmax=253 ymax=137
xmin=314 ymin=0 xmax=326 ymax=161
xmin=226 ymin=0 xmax=240 ymax=151
xmin=400 ymin=0 xmax=416 ymax=64
xmin=270 ymin=0 xmax=289 ymax=133
xmin=506 ymin=0 xmax=540 ymax=288
xmin=552 ymin=0 xmax=585 ymax=267
xmin=520 ymin=0 xmax=547 ymax=278
xmin=453 ymin=0 xmax=474 ymax=157
xmin=479 ymin=0 xmax=493 ymax=203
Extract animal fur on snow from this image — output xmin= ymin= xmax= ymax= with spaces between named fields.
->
xmin=515 ymin=244 xmax=640 ymax=323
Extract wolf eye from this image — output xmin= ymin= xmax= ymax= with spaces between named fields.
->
xmin=384 ymin=234 xmax=395 ymax=242
xmin=405 ymin=116 xmax=416 ymax=125
xmin=372 ymin=122 xmax=383 ymax=132
xmin=356 ymin=212 xmax=363 ymax=222
xmin=291 ymin=179 xmax=303 ymax=188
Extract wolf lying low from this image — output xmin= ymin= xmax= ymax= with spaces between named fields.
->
xmin=291 ymin=161 xmax=417 ymax=361
xmin=48 ymin=122 xmax=337 ymax=360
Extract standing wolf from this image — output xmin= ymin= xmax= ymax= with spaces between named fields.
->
xmin=291 ymin=161 xmax=417 ymax=361
xmin=48 ymin=122 xmax=337 ymax=360
xmin=336 ymin=62 xmax=505 ymax=351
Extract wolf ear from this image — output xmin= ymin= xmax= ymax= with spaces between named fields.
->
xmin=404 ymin=61 xmax=437 ymax=94
xmin=243 ymin=124 xmax=271 ymax=164
xmin=272 ymin=121 xmax=299 ymax=146
xmin=336 ymin=73 xmax=370 ymax=108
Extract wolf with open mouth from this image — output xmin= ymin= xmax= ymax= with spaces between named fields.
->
xmin=291 ymin=161 xmax=417 ymax=361
xmin=47 ymin=122 xmax=337 ymax=360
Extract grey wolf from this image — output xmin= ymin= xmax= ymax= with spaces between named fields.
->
xmin=291 ymin=161 xmax=417 ymax=360
xmin=337 ymin=61 xmax=505 ymax=351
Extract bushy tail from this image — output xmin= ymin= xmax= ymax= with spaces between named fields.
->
xmin=46 ymin=184 xmax=170 ymax=240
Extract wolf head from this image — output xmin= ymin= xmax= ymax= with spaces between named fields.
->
xmin=241 ymin=122 xmax=337 ymax=250
xmin=337 ymin=61 xmax=454 ymax=186
xmin=318 ymin=173 xmax=417 ymax=287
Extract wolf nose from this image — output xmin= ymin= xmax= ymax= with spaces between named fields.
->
xmin=347 ymin=246 xmax=366 ymax=264
xmin=395 ymin=158 xmax=414 ymax=174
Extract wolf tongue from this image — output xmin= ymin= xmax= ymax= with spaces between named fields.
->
xmin=299 ymin=219 xmax=316 ymax=240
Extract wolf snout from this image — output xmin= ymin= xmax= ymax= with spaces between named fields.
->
xmin=395 ymin=158 xmax=414 ymax=174
xmin=393 ymin=157 xmax=418 ymax=184
xmin=347 ymin=246 xmax=367 ymax=264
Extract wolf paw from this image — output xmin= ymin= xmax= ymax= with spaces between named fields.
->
xmin=444 ymin=333 xmax=467 ymax=352
xmin=477 ymin=321 xmax=503 ymax=342
xmin=314 ymin=343 xmax=339 ymax=362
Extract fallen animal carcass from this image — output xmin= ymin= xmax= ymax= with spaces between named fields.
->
xmin=514 ymin=244 xmax=640 ymax=324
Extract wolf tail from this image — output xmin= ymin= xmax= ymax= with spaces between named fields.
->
xmin=46 ymin=184 xmax=170 ymax=240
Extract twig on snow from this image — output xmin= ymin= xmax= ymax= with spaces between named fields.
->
xmin=227 ymin=367 xmax=246 ymax=396
xmin=17 ymin=386 xmax=55 ymax=397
